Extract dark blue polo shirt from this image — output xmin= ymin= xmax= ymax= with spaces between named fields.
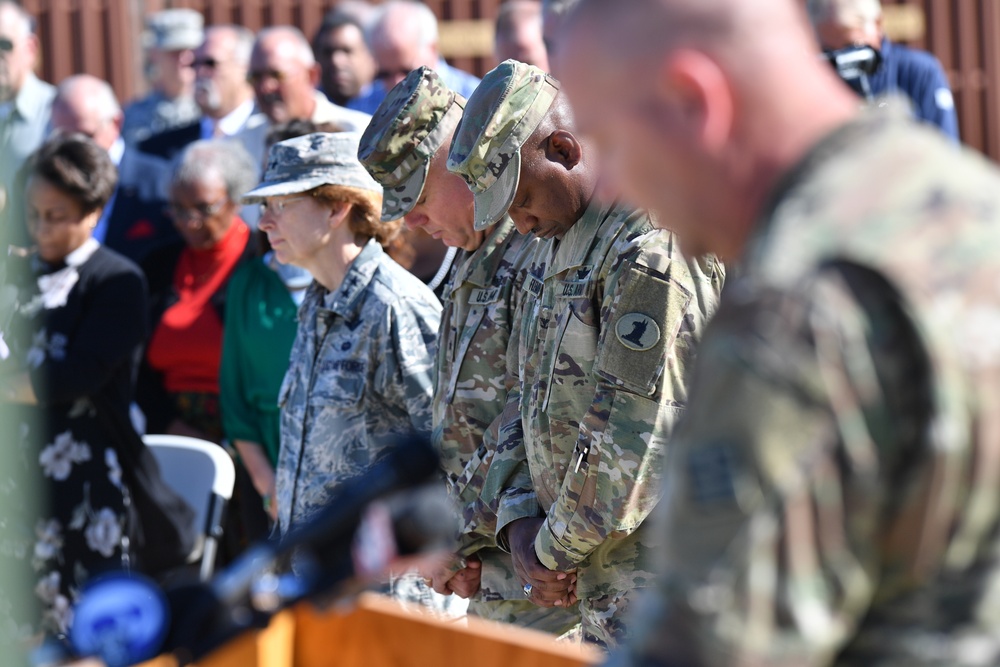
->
xmin=870 ymin=38 xmax=959 ymax=142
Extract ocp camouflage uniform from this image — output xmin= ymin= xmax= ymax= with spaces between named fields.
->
xmin=448 ymin=61 xmax=726 ymax=647
xmin=358 ymin=66 xmax=578 ymax=633
xmin=122 ymin=91 xmax=201 ymax=146
xmin=614 ymin=108 xmax=1000 ymax=667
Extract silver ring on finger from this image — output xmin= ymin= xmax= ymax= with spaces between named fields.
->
xmin=523 ymin=583 xmax=532 ymax=597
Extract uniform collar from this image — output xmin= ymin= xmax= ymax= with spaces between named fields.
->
xmin=321 ymin=238 xmax=384 ymax=320
xmin=450 ymin=216 xmax=518 ymax=292
xmin=747 ymin=108 xmax=890 ymax=271
xmin=546 ymin=197 xmax=614 ymax=278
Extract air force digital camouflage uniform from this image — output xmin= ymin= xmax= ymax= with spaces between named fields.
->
xmin=242 ymin=132 xmax=441 ymax=535
xmin=448 ymin=61 xmax=726 ymax=647
xmin=616 ymin=109 xmax=1000 ymax=667
xmin=122 ymin=9 xmax=203 ymax=146
xmin=358 ymin=67 xmax=577 ymax=634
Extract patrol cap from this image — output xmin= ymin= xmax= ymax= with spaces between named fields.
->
xmin=242 ymin=132 xmax=382 ymax=204
xmin=447 ymin=60 xmax=559 ymax=231
xmin=358 ymin=67 xmax=466 ymax=222
xmin=145 ymin=9 xmax=204 ymax=51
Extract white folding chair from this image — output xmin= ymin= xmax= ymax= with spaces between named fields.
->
xmin=142 ymin=434 xmax=236 ymax=580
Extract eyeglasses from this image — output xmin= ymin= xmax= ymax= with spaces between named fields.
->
xmin=166 ymin=197 xmax=229 ymax=227
xmin=0 ymin=38 xmax=13 ymax=53
xmin=375 ymin=67 xmax=413 ymax=82
xmin=259 ymin=194 xmax=312 ymax=217
xmin=193 ymin=57 xmax=222 ymax=70
xmin=247 ymin=69 xmax=290 ymax=85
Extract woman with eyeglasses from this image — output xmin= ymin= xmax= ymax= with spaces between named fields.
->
xmin=137 ymin=139 xmax=257 ymax=448
xmin=243 ymin=132 xmax=441 ymax=536
xmin=0 ymin=134 xmax=193 ymax=634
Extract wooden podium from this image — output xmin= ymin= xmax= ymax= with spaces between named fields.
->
xmin=139 ymin=594 xmax=602 ymax=667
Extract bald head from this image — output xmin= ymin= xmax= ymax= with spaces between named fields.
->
xmin=369 ymin=1 xmax=440 ymax=89
xmin=250 ymin=26 xmax=321 ymax=123
xmin=559 ymin=0 xmax=859 ymax=261
xmin=51 ymin=75 xmax=123 ymax=152
xmin=495 ymin=1 xmax=549 ymax=71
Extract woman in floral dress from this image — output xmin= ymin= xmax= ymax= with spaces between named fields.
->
xmin=0 ymin=134 xmax=146 ymax=636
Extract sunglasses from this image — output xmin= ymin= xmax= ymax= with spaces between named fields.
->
xmin=375 ymin=67 xmax=412 ymax=81
xmin=193 ymin=57 xmax=222 ymax=70
xmin=247 ymin=69 xmax=290 ymax=85
xmin=0 ymin=38 xmax=13 ymax=53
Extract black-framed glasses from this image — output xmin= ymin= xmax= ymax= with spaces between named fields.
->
xmin=193 ymin=57 xmax=221 ymax=70
xmin=375 ymin=67 xmax=412 ymax=82
xmin=166 ymin=197 xmax=229 ymax=226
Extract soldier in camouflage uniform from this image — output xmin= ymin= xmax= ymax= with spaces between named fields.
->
xmin=122 ymin=9 xmax=203 ymax=146
xmin=358 ymin=66 xmax=579 ymax=634
xmin=242 ymin=132 xmax=441 ymax=535
xmin=558 ymin=1 xmax=1000 ymax=665
xmin=448 ymin=60 xmax=725 ymax=647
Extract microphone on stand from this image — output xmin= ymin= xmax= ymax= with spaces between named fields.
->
xmin=69 ymin=434 xmax=453 ymax=666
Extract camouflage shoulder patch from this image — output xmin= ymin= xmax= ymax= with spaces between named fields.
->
xmin=596 ymin=266 xmax=693 ymax=396
xmin=615 ymin=313 xmax=661 ymax=352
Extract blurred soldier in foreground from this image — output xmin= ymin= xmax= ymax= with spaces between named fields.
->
xmin=122 ymin=9 xmax=203 ymax=146
xmin=560 ymin=0 xmax=1000 ymax=664
xmin=359 ymin=67 xmax=577 ymax=634
xmin=449 ymin=60 xmax=723 ymax=647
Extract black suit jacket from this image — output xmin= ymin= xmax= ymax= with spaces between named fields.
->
xmin=136 ymin=121 xmax=201 ymax=162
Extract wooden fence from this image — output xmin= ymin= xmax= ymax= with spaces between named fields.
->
xmin=16 ymin=0 xmax=1000 ymax=161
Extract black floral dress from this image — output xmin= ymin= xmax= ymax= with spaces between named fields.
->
xmin=0 ymin=239 xmax=148 ymax=636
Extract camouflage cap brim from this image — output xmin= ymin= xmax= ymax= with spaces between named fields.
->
xmin=473 ymin=149 xmax=520 ymax=231
xmin=380 ymin=158 xmax=429 ymax=222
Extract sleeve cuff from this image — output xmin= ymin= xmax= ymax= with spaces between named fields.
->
xmin=494 ymin=492 xmax=540 ymax=553
xmin=534 ymin=520 xmax=590 ymax=571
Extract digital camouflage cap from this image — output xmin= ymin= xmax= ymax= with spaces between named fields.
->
xmin=447 ymin=60 xmax=559 ymax=231
xmin=358 ymin=67 xmax=467 ymax=222
xmin=242 ymin=132 xmax=381 ymax=204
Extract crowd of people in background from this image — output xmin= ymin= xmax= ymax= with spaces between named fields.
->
xmin=3 ymin=0 xmax=993 ymax=666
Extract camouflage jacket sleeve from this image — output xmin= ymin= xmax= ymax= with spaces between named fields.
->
xmin=455 ymin=289 xmax=540 ymax=555
xmin=375 ymin=297 xmax=441 ymax=438
xmin=533 ymin=249 xmax=714 ymax=572
xmin=619 ymin=265 xmax=934 ymax=667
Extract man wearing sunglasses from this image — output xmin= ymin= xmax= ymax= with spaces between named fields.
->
xmin=0 ymin=1 xmax=55 ymax=253
xmin=138 ymin=24 xmax=266 ymax=165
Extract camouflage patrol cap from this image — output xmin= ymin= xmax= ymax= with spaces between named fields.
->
xmin=144 ymin=9 xmax=204 ymax=51
xmin=358 ymin=67 xmax=467 ymax=222
xmin=447 ymin=60 xmax=559 ymax=231
xmin=242 ymin=132 xmax=381 ymax=204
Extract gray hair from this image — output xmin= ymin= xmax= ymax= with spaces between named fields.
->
xmin=0 ymin=1 xmax=33 ymax=40
xmin=207 ymin=24 xmax=256 ymax=67
xmin=171 ymin=139 xmax=259 ymax=202
xmin=256 ymin=25 xmax=315 ymax=67
xmin=369 ymin=1 xmax=439 ymax=49
xmin=542 ymin=0 xmax=582 ymax=19
xmin=806 ymin=0 xmax=882 ymax=27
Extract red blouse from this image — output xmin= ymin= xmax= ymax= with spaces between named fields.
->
xmin=146 ymin=219 xmax=250 ymax=394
